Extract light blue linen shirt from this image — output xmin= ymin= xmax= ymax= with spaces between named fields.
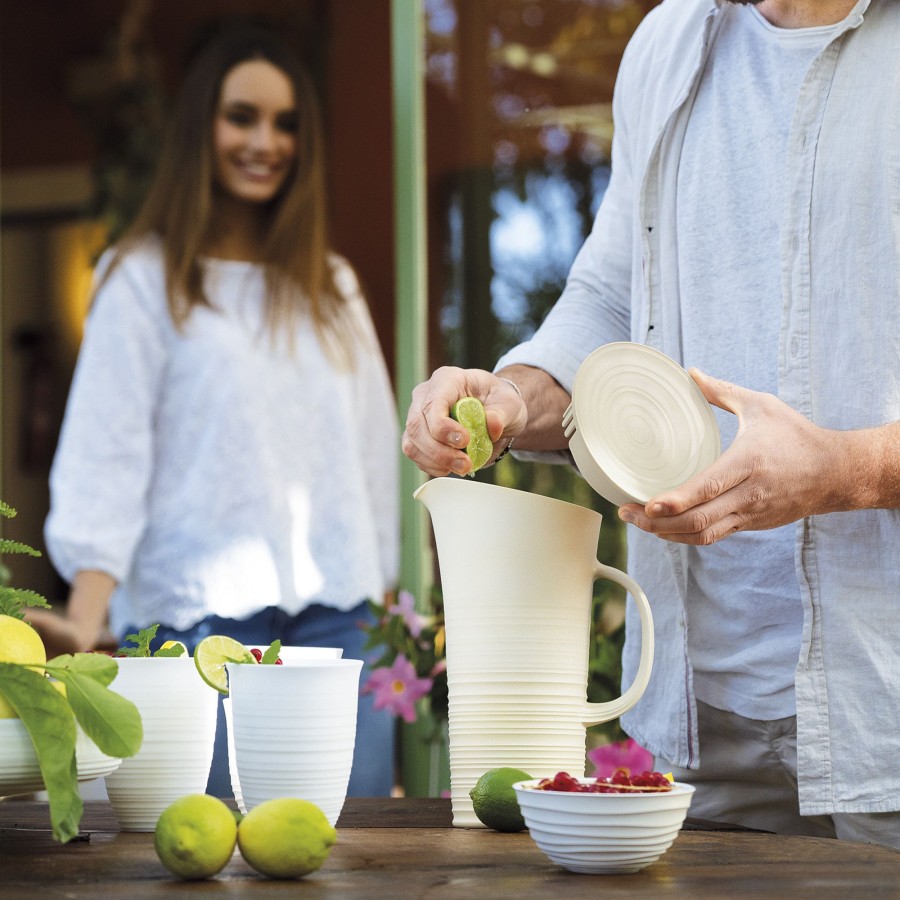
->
xmin=497 ymin=0 xmax=900 ymax=815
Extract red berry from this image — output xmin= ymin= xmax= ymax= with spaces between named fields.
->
xmin=250 ymin=648 xmax=263 ymax=662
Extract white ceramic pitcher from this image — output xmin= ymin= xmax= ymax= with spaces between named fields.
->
xmin=415 ymin=477 xmax=654 ymax=827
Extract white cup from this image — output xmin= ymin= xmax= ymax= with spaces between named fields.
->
xmin=104 ymin=657 xmax=218 ymax=831
xmin=226 ymin=658 xmax=362 ymax=826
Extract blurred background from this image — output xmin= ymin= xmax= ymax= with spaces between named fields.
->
xmin=1 ymin=0 xmax=659 ymax=790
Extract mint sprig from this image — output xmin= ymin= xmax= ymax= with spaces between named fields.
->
xmin=0 ymin=655 xmax=143 ymax=843
xmin=116 ymin=624 xmax=159 ymax=657
xmin=260 ymin=639 xmax=282 ymax=664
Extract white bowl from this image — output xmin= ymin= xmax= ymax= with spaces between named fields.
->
xmin=514 ymin=778 xmax=695 ymax=874
xmin=0 ymin=718 xmax=121 ymax=796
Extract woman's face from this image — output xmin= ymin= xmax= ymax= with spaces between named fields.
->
xmin=213 ymin=59 xmax=298 ymax=205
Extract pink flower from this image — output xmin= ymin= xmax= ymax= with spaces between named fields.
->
xmin=587 ymin=738 xmax=654 ymax=778
xmin=388 ymin=590 xmax=426 ymax=639
xmin=362 ymin=654 xmax=433 ymax=723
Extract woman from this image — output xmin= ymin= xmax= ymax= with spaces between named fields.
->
xmin=30 ymin=21 xmax=400 ymax=797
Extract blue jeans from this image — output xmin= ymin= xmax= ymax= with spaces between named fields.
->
xmin=128 ymin=602 xmax=395 ymax=797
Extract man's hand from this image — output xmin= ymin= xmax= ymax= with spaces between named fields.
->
xmin=402 ymin=367 xmax=527 ymax=477
xmin=618 ymin=369 xmax=860 ymax=545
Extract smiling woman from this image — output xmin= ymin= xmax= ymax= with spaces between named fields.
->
xmin=27 ymin=18 xmax=400 ymax=801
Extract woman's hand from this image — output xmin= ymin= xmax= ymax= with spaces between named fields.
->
xmin=23 ymin=608 xmax=95 ymax=658
xmin=618 ymin=369 xmax=870 ymax=545
xmin=23 ymin=569 xmax=118 ymax=658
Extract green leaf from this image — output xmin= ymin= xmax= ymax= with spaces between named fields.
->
xmin=0 ymin=539 xmax=41 ymax=558
xmin=53 ymin=667 xmax=143 ymax=759
xmin=153 ymin=645 xmax=185 ymax=658
xmin=0 ymin=586 xmax=51 ymax=619
xmin=0 ymin=499 xmax=17 ymax=519
xmin=0 ymin=663 xmax=82 ymax=843
xmin=116 ymin=624 xmax=158 ymax=657
xmin=46 ymin=653 xmax=119 ymax=688
xmin=260 ymin=639 xmax=282 ymax=664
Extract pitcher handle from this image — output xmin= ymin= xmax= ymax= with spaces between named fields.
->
xmin=581 ymin=562 xmax=654 ymax=727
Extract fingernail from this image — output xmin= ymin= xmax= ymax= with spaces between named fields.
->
xmin=448 ymin=432 xmax=463 ymax=446
xmin=451 ymin=459 xmax=467 ymax=474
xmin=649 ymin=503 xmax=666 ymax=516
xmin=619 ymin=511 xmax=634 ymax=524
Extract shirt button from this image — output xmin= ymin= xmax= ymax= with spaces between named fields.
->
xmin=791 ymin=234 xmax=800 ymax=255
xmin=790 ymin=336 xmax=800 ymax=357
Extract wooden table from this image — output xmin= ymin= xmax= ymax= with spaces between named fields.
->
xmin=2 ymin=798 xmax=898 ymax=898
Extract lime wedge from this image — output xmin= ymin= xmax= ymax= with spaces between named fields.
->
xmin=194 ymin=635 xmax=257 ymax=694
xmin=450 ymin=397 xmax=493 ymax=475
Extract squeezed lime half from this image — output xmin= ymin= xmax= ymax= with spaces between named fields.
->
xmin=450 ymin=397 xmax=493 ymax=475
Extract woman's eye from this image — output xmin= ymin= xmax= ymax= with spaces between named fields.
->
xmin=224 ymin=109 xmax=255 ymax=127
xmin=276 ymin=114 xmax=299 ymax=134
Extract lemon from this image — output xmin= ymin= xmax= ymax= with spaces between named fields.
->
xmin=194 ymin=635 xmax=256 ymax=694
xmin=0 ymin=614 xmax=47 ymax=718
xmin=158 ymin=639 xmax=188 ymax=657
xmin=238 ymin=798 xmax=336 ymax=879
xmin=469 ymin=767 xmax=532 ymax=832
xmin=154 ymin=794 xmax=237 ymax=880
xmin=450 ymin=397 xmax=493 ymax=475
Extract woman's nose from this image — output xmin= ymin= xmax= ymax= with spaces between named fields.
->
xmin=248 ymin=120 xmax=277 ymax=151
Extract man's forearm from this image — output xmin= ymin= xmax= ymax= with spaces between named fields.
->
xmin=495 ymin=364 xmax=572 ymax=451
xmin=840 ymin=421 xmax=900 ymax=511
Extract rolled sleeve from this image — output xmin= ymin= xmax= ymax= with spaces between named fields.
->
xmin=45 ymin=255 xmax=168 ymax=583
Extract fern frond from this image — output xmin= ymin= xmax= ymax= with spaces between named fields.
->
xmin=0 ymin=586 xmax=51 ymax=619
xmin=0 ymin=539 xmax=42 ymax=558
xmin=0 ymin=500 xmax=16 ymax=519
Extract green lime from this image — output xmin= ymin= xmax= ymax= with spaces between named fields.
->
xmin=154 ymin=794 xmax=237 ymax=880
xmin=194 ymin=635 xmax=256 ymax=694
xmin=238 ymin=798 xmax=337 ymax=879
xmin=450 ymin=397 xmax=493 ymax=475
xmin=469 ymin=767 xmax=532 ymax=832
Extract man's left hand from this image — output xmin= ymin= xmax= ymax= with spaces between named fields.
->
xmin=618 ymin=369 xmax=849 ymax=545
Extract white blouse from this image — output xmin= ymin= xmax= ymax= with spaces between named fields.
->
xmin=45 ymin=239 xmax=399 ymax=637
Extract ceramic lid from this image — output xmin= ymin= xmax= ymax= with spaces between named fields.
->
xmin=563 ymin=342 xmax=721 ymax=506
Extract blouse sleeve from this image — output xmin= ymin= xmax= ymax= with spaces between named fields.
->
xmin=44 ymin=250 xmax=169 ymax=584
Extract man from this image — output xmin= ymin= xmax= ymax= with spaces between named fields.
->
xmin=403 ymin=0 xmax=900 ymax=847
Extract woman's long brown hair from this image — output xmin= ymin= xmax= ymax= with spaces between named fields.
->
xmin=104 ymin=21 xmax=358 ymax=365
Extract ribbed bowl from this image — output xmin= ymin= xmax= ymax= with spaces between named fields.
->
xmin=514 ymin=778 xmax=695 ymax=875
xmin=0 ymin=719 xmax=121 ymax=796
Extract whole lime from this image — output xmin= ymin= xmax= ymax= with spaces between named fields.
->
xmin=470 ymin=767 xmax=532 ymax=832
xmin=238 ymin=798 xmax=336 ymax=879
xmin=154 ymin=794 xmax=237 ymax=880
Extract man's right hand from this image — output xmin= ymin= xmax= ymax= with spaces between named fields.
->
xmin=401 ymin=367 xmax=527 ymax=477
